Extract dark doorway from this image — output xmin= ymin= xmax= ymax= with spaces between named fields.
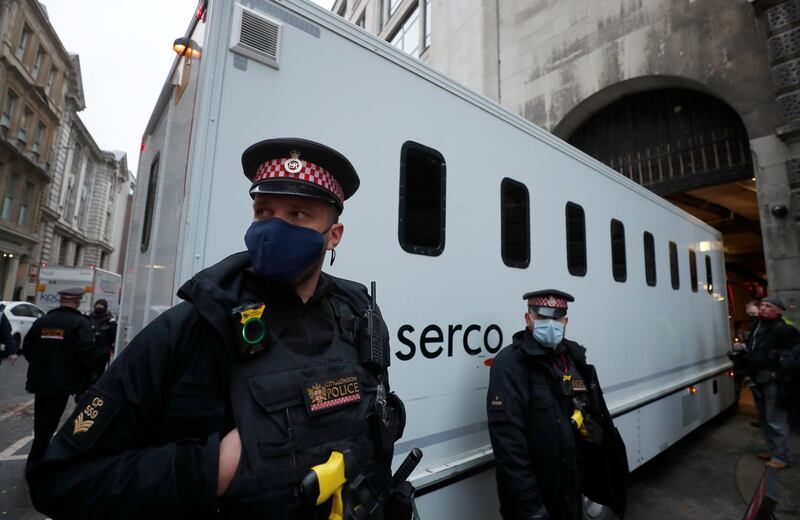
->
xmin=566 ymin=88 xmax=765 ymax=330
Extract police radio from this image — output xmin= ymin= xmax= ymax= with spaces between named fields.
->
xmin=358 ymin=282 xmax=389 ymax=369
xmin=230 ymin=302 xmax=273 ymax=360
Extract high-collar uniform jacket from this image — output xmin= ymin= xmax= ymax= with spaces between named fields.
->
xmin=487 ymin=330 xmax=628 ymax=520
xmin=26 ymin=252 xmax=396 ymax=520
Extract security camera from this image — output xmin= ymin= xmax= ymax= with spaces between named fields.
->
xmin=771 ymin=204 xmax=789 ymax=218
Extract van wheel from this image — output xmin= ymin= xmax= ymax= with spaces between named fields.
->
xmin=13 ymin=333 xmax=21 ymax=353
xmin=583 ymin=497 xmax=617 ymax=520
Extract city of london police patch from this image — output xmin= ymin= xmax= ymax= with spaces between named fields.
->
xmin=304 ymin=375 xmax=361 ymax=415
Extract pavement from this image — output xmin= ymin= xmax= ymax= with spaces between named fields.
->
xmin=0 ymin=356 xmax=798 ymax=519
xmin=622 ymin=388 xmax=799 ymax=520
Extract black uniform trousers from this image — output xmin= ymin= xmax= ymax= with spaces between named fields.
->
xmin=29 ymin=394 xmax=70 ymax=466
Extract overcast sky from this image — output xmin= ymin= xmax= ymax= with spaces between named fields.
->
xmin=44 ymin=0 xmax=335 ymax=175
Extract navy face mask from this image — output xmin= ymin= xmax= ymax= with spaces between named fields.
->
xmin=244 ymin=218 xmax=327 ymax=284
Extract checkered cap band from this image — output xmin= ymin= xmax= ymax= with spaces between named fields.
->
xmin=253 ymin=158 xmax=344 ymax=203
xmin=528 ymin=296 xmax=568 ymax=309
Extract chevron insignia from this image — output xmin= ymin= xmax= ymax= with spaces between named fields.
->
xmin=73 ymin=412 xmax=94 ymax=434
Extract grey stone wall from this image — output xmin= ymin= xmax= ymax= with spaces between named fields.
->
xmin=497 ymin=0 xmax=777 ymax=140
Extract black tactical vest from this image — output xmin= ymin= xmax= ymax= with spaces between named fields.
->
xmin=221 ymin=292 xmax=394 ymax=519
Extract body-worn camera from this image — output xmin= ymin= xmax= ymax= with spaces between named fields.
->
xmin=230 ymin=302 xmax=274 ymax=360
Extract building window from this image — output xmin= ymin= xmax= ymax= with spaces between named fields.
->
xmin=1 ymin=174 xmax=18 ymax=220
xmin=688 ymin=248 xmax=698 ymax=292
xmin=1 ymin=91 xmax=18 ymax=128
xmin=391 ymin=7 xmax=420 ymax=57
xmin=32 ymin=48 xmax=44 ymax=78
xmin=610 ymin=219 xmax=626 ymax=282
xmin=644 ymin=231 xmax=656 ymax=287
xmin=45 ymin=68 xmax=55 ymax=95
xmin=58 ymin=237 xmax=69 ymax=265
xmin=501 ymin=178 xmax=530 ymax=268
xmin=17 ymin=109 xmax=31 ymax=144
xmin=64 ymin=178 xmax=75 ymax=217
xmin=566 ymin=202 xmax=587 ymax=276
xmin=73 ymin=245 xmax=83 ymax=266
xmin=104 ymin=209 xmax=113 ymax=240
xmin=71 ymin=145 xmax=83 ymax=174
xmin=77 ymin=186 xmax=88 ymax=226
xmin=100 ymin=252 xmax=108 ymax=269
xmin=705 ymin=254 xmax=713 ymax=294
xmin=669 ymin=241 xmax=680 ymax=290
xmin=398 ymin=141 xmax=445 ymax=256
xmin=141 ymin=154 xmax=161 ymax=252
xmin=423 ymin=0 xmax=431 ymax=49
xmin=32 ymin=123 xmax=45 ymax=155
xmin=17 ymin=25 xmax=30 ymax=61
xmin=17 ymin=183 xmax=32 ymax=226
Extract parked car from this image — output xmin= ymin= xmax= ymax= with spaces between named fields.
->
xmin=0 ymin=301 xmax=46 ymax=353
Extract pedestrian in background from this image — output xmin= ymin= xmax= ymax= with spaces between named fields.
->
xmin=487 ymin=289 xmax=627 ymax=520
xmin=745 ymin=296 xmax=799 ymax=469
xmin=23 ymin=288 xmax=97 ymax=466
xmin=88 ymin=298 xmax=116 ymax=377
xmin=0 ymin=303 xmax=18 ymax=365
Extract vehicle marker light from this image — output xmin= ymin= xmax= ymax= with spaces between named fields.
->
xmin=484 ymin=358 xmax=494 ymax=367
xmin=728 ymin=370 xmax=734 ymax=377
xmin=689 ymin=386 xmax=697 ymax=395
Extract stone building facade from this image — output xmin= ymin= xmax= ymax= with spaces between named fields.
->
xmin=0 ymin=0 xmax=131 ymax=301
xmin=39 ymin=54 xmax=129 ymax=276
xmin=0 ymin=0 xmax=70 ymax=300
xmin=335 ymin=0 xmax=800 ymax=323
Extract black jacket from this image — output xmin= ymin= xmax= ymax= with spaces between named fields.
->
xmin=27 ymin=252 xmax=393 ymax=520
xmin=746 ymin=318 xmax=800 ymax=377
xmin=0 ymin=309 xmax=16 ymax=362
xmin=487 ymin=330 xmax=627 ymax=520
xmin=23 ymin=306 xmax=96 ymax=395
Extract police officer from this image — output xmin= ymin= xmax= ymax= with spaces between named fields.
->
xmin=487 ymin=290 xmax=627 ymax=520
xmin=27 ymin=138 xmax=409 ymax=520
xmin=24 ymin=288 xmax=96 ymax=466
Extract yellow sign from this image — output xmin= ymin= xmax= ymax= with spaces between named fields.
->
xmin=240 ymin=304 xmax=265 ymax=324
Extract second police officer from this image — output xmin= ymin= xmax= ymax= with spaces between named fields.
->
xmin=27 ymin=138 xmax=410 ymax=519
xmin=487 ymin=290 xmax=627 ymax=520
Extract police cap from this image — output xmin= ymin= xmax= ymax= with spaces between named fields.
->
xmin=242 ymin=138 xmax=360 ymax=213
xmin=58 ymin=287 xmax=85 ymax=302
xmin=523 ymin=289 xmax=574 ymax=319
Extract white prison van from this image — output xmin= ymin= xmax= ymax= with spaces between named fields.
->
xmin=119 ymin=0 xmax=735 ymax=517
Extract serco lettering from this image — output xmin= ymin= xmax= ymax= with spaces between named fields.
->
xmin=395 ymin=323 xmax=504 ymax=361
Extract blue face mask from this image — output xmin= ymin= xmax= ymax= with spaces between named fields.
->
xmin=244 ymin=218 xmax=327 ymax=284
xmin=532 ymin=318 xmax=565 ymax=348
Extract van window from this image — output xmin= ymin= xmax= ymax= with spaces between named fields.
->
xmin=141 ymin=154 xmax=160 ymax=252
xmin=669 ymin=241 xmax=679 ymax=290
xmin=689 ymin=249 xmax=698 ymax=292
xmin=610 ymin=219 xmax=626 ymax=282
xmin=398 ymin=141 xmax=445 ymax=256
xmin=566 ymin=202 xmax=586 ymax=276
xmin=501 ymin=178 xmax=530 ymax=268
xmin=705 ymin=254 xmax=713 ymax=293
xmin=644 ymin=231 xmax=656 ymax=287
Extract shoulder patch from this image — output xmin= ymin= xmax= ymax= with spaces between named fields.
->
xmin=488 ymin=392 xmax=506 ymax=410
xmin=59 ymin=387 xmax=121 ymax=453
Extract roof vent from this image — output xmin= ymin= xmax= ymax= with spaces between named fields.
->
xmin=230 ymin=4 xmax=282 ymax=69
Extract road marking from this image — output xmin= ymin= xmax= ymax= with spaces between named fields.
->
xmin=0 ymin=434 xmax=33 ymax=462
xmin=0 ymin=398 xmax=34 ymax=422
